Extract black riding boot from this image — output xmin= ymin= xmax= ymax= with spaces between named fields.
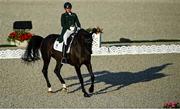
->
xmin=61 ymin=44 xmax=68 ymax=64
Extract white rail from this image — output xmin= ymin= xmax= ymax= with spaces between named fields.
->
xmin=0 ymin=44 xmax=180 ymax=59
xmin=0 ymin=34 xmax=180 ymax=59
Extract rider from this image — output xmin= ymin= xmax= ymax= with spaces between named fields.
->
xmin=58 ymin=2 xmax=81 ymax=64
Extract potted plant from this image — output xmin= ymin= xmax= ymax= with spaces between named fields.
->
xmin=7 ymin=30 xmax=32 ymax=47
xmin=163 ymin=101 xmax=180 ymax=108
xmin=7 ymin=21 xmax=33 ymax=47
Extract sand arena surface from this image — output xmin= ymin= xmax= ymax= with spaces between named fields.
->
xmin=0 ymin=54 xmax=180 ymax=108
xmin=0 ymin=0 xmax=180 ymax=44
xmin=0 ymin=0 xmax=180 ymax=108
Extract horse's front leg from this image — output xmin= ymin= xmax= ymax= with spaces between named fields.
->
xmin=85 ymin=63 xmax=95 ymax=93
xmin=42 ymin=59 xmax=52 ymax=93
xmin=75 ymin=65 xmax=90 ymax=97
xmin=54 ymin=61 xmax=67 ymax=91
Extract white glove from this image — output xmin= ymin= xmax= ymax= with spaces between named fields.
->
xmin=69 ymin=26 xmax=75 ymax=31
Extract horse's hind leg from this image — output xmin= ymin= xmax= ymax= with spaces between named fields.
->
xmin=85 ymin=63 xmax=95 ymax=93
xmin=42 ymin=58 xmax=52 ymax=93
xmin=33 ymin=48 xmax=40 ymax=60
xmin=54 ymin=61 xmax=67 ymax=91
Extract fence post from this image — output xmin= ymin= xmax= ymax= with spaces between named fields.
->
xmin=92 ymin=33 xmax=101 ymax=48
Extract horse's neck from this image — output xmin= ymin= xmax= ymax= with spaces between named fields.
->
xmin=72 ymin=36 xmax=83 ymax=50
xmin=71 ymin=36 xmax=88 ymax=55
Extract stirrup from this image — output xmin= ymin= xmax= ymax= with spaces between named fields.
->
xmin=61 ymin=57 xmax=68 ymax=64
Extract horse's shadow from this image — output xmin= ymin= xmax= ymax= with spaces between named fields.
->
xmin=63 ymin=63 xmax=172 ymax=95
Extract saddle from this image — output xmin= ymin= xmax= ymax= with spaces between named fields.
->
xmin=53 ymin=33 xmax=75 ymax=53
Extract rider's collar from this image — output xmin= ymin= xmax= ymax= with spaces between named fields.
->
xmin=66 ymin=12 xmax=72 ymax=15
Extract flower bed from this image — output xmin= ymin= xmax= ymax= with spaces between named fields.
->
xmin=7 ymin=31 xmax=32 ymax=47
xmin=163 ymin=102 xmax=180 ymax=108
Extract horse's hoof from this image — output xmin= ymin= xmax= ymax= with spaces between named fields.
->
xmin=89 ymin=86 xmax=94 ymax=93
xmin=62 ymin=88 xmax=68 ymax=92
xmin=48 ymin=91 xmax=53 ymax=96
xmin=84 ymin=93 xmax=90 ymax=97
xmin=27 ymin=58 xmax=32 ymax=62
xmin=48 ymin=91 xmax=53 ymax=93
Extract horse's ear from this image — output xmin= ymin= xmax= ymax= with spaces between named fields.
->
xmin=97 ymin=27 xmax=103 ymax=33
xmin=91 ymin=27 xmax=103 ymax=34
xmin=91 ymin=28 xmax=97 ymax=34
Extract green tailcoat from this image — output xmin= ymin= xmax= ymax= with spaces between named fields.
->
xmin=60 ymin=12 xmax=81 ymax=37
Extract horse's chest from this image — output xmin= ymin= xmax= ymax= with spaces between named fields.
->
xmin=68 ymin=54 xmax=90 ymax=65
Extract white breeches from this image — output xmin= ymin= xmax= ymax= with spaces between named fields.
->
xmin=63 ymin=27 xmax=81 ymax=45
xmin=63 ymin=29 xmax=74 ymax=45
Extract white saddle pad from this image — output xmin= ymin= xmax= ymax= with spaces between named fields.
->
xmin=53 ymin=39 xmax=73 ymax=53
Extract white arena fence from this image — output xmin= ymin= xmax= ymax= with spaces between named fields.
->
xmin=0 ymin=33 xmax=180 ymax=59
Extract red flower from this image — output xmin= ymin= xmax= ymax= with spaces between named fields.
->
xmin=20 ymin=34 xmax=26 ymax=41
xmin=164 ymin=102 xmax=179 ymax=108
xmin=9 ymin=32 xmax=17 ymax=38
xmin=8 ymin=31 xmax=32 ymax=42
xmin=26 ymin=33 xmax=32 ymax=39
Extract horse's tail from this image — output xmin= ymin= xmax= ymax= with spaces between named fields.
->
xmin=22 ymin=35 xmax=44 ymax=62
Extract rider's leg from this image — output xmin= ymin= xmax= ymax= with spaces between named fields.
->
xmin=61 ymin=29 xmax=73 ymax=64
xmin=61 ymin=43 xmax=68 ymax=63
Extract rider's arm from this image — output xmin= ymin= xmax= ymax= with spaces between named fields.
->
xmin=75 ymin=13 xmax=81 ymax=28
xmin=61 ymin=14 xmax=68 ymax=29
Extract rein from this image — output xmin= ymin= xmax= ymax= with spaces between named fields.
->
xmin=72 ymin=29 xmax=93 ymax=54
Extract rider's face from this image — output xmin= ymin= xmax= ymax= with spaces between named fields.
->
xmin=65 ymin=8 xmax=72 ymax=13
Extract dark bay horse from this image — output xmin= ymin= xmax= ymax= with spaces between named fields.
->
xmin=22 ymin=28 xmax=97 ymax=97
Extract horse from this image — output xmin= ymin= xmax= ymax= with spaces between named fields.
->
xmin=22 ymin=28 xmax=98 ymax=97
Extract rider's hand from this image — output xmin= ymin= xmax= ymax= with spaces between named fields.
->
xmin=69 ymin=26 xmax=75 ymax=31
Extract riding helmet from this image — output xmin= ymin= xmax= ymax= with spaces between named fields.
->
xmin=64 ymin=2 xmax=72 ymax=9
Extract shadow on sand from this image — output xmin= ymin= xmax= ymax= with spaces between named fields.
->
xmin=62 ymin=63 xmax=172 ymax=95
